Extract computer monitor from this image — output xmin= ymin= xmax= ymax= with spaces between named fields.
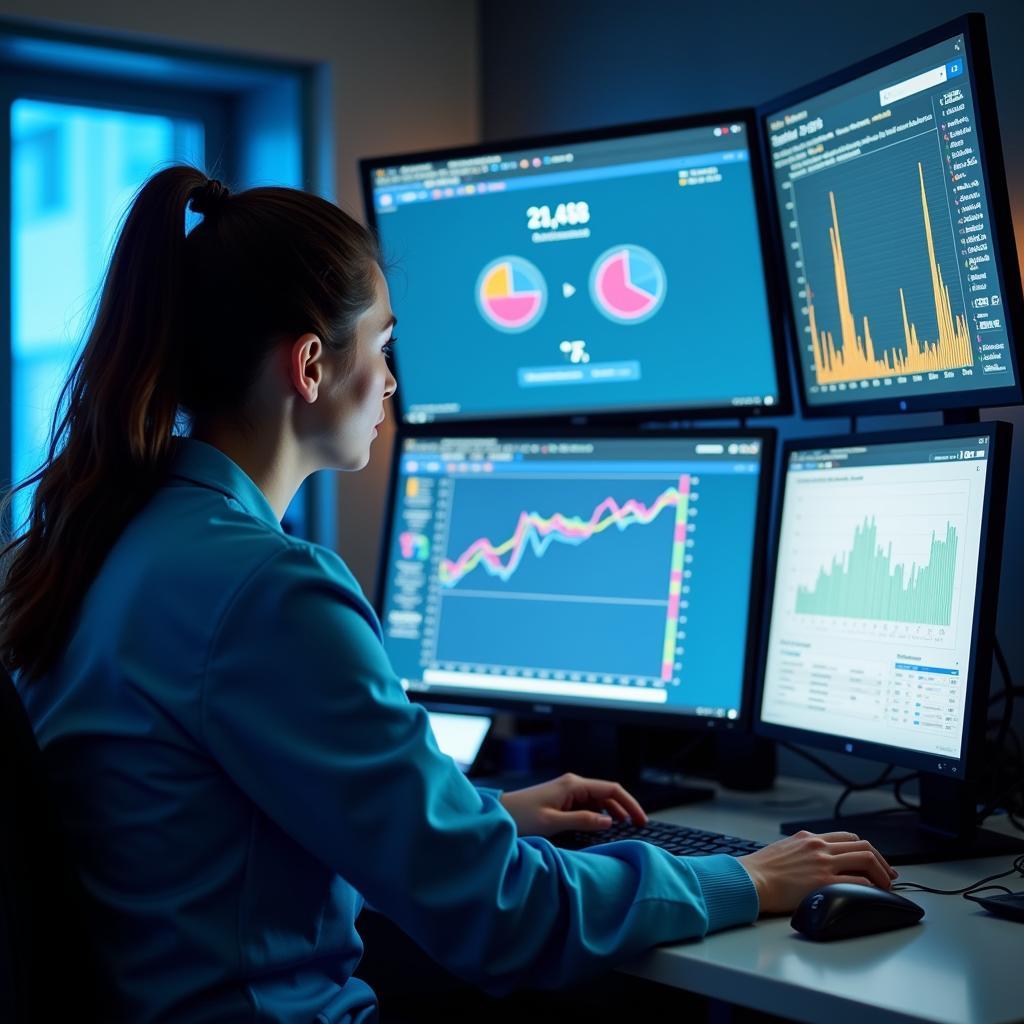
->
xmin=757 ymin=421 xmax=1023 ymax=862
xmin=361 ymin=113 xmax=787 ymax=424
xmin=761 ymin=14 xmax=1024 ymax=417
xmin=378 ymin=430 xmax=772 ymax=736
xmin=425 ymin=709 xmax=492 ymax=773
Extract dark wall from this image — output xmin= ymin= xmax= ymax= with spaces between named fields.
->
xmin=480 ymin=0 xmax=1024 ymax=783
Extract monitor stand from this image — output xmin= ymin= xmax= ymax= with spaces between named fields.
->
xmin=781 ymin=774 xmax=1024 ymax=865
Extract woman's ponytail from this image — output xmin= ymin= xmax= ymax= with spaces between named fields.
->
xmin=81 ymin=166 xmax=206 ymax=465
xmin=0 ymin=164 xmax=380 ymax=679
xmin=0 ymin=167 xmax=206 ymax=678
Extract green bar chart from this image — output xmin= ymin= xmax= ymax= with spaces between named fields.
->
xmin=795 ymin=516 xmax=959 ymax=626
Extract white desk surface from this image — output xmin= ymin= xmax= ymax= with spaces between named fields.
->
xmin=618 ymin=776 xmax=1024 ymax=1024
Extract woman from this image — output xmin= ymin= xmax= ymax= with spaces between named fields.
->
xmin=1 ymin=167 xmax=894 ymax=1023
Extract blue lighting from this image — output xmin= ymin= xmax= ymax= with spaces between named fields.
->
xmin=10 ymin=99 xmax=203 ymax=529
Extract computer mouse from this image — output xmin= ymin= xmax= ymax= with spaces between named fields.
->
xmin=790 ymin=883 xmax=924 ymax=941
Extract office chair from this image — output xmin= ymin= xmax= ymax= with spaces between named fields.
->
xmin=0 ymin=667 xmax=101 ymax=1022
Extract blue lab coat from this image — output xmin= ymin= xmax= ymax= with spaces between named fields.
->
xmin=21 ymin=439 xmax=758 ymax=1023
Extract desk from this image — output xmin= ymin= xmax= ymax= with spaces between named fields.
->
xmin=619 ymin=776 xmax=1024 ymax=1024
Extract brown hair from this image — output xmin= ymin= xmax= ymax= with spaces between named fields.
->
xmin=0 ymin=165 xmax=381 ymax=679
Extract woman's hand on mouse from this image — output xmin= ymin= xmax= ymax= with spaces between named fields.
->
xmin=499 ymin=773 xmax=648 ymax=838
xmin=738 ymin=830 xmax=898 ymax=914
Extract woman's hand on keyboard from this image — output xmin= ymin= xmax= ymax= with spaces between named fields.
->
xmin=499 ymin=773 xmax=649 ymax=838
xmin=738 ymin=831 xmax=898 ymax=914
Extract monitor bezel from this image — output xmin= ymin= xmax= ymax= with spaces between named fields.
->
xmin=359 ymin=108 xmax=793 ymax=426
xmin=757 ymin=14 xmax=1024 ymax=419
xmin=375 ymin=421 xmax=777 ymax=733
xmin=753 ymin=420 xmax=1011 ymax=781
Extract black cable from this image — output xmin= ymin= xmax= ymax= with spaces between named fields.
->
xmin=988 ymin=722 xmax=1022 ymax=753
xmin=781 ymin=741 xmax=868 ymax=788
xmin=963 ymin=886 xmax=1016 ymax=902
xmin=850 ymin=415 xmax=858 ymax=433
xmin=782 ymin=740 xmax=914 ymax=789
xmin=978 ymin=634 xmax=1024 ymax=826
xmin=1007 ymin=725 xmax=1023 ymax=767
xmin=833 ymin=764 xmax=893 ymax=818
xmin=989 ymin=686 xmax=1024 ymax=705
xmin=893 ymin=853 xmax=1024 ymax=897
xmin=977 ymin=776 xmax=1024 ymax=829
xmin=972 ymin=636 xmax=1023 ymax=830
xmin=993 ymin=636 xmax=1013 ymax=691
xmin=992 ymin=637 xmax=1016 ymax=751
xmin=832 ymin=771 xmax=920 ymax=819
xmin=892 ymin=772 xmax=920 ymax=811
xmin=779 ymin=743 xmax=919 ymax=819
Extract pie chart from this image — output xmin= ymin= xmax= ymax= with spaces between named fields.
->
xmin=590 ymin=245 xmax=666 ymax=324
xmin=476 ymin=256 xmax=547 ymax=333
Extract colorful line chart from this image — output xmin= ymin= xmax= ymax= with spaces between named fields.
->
xmin=439 ymin=482 xmax=686 ymax=584
xmin=436 ymin=476 xmax=689 ymax=682
xmin=476 ymin=255 xmax=547 ymax=332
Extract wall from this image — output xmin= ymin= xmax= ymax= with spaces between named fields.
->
xmin=0 ymin=0 xmax=480 ymax=591
xmin=479 ymin=0 xmax=1024 ymax=779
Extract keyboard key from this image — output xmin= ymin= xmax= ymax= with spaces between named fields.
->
xmin=554 ymin=818 xmax=763 ymax=858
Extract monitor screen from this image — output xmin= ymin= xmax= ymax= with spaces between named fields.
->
xmin=425 ymin=710 xmax=492 ymax=772
xmin=363 ymin=116 xmax=783 ymax=423
xmin=379 ymin=432 xmax=769 ymax=722
xmin=759 ymin=425 xmax=1007 ymax=777
xmin=763 ymin=19 xmax=1023 ymax=415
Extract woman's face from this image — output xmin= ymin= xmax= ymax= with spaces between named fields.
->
xmin=322 ymin=264 xmax=398 ymax=471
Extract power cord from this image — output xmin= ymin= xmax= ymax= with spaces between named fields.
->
xmin=892 ymin=852 xmax=1024 ymax=899
xmin=892 ymin=771 xmax=920 ymax=811
xmin=779 ymin=741 xmax=920 ymax=819
xmin=832 ymin=766 xmax=919 ymax=819
xmin=978 ymin=636 xmax=1024 ymax=832
xmin=989 ymin=687 xmax=1024 ymax=704
xmin=780 ymin=740 xmax=874 ymax=788
xmin=990 ymin=637 xmax=1017 ymax=751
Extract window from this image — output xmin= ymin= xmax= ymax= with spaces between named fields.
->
xmin=10 ymin=100 xmax=204 ymax=530
xmin=0 ymin=22 xmax=334 ymax=542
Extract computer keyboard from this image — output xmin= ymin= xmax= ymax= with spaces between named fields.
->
xmin=555 ymin=818 xmax=764 ymax=858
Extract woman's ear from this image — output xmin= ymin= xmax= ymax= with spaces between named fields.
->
xmin=290 ymin=333 xmax=323 ymax=403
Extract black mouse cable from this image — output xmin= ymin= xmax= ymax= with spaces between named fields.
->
xmin=892 ymin=853 xmax=1024 ymax=901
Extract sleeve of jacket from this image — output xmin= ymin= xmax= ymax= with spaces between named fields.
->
xmin=200 ymin=543 xmax=758 ymax=993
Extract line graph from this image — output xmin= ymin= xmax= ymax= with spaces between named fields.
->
xmin=439 ymin=477 xmax=690 ymax=587
xmin=429 ymin=473 xmax=692 ymax=682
